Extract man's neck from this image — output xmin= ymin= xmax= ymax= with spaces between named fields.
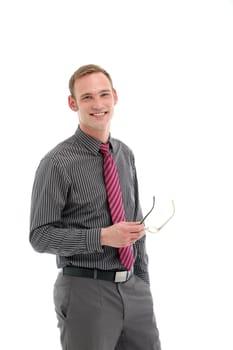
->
xmin=79 ymin=124 xmax=110 ymax=143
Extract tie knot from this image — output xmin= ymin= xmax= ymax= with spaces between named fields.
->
xmin=99 ymin=143 xmax=110 ymax=155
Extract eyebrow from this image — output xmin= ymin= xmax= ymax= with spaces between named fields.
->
xmin=80 ymin=89 xmax=112 ymax=99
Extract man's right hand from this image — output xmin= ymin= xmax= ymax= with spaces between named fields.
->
xmin=100 ymin=222 xmax=145 ymax=248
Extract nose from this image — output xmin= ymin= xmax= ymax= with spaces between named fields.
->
xmin=91 ymin=96 xmax=103 ymax=110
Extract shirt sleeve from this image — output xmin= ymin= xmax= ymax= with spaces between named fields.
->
xmin=130 ymin=153 xmax=150 ymax=284
xmin=29 ymin=156 xmax=104 ymax=256
xmin=134 ymin=236 xmax=150 ymax=284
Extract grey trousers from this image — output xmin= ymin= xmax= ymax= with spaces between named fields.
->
xmin=53 ymin=272 xmax=161 ymax=350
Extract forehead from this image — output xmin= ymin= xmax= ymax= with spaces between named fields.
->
xmin=73 ymin=72 xmax=112 ymax=97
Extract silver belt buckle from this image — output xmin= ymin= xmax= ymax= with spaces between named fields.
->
xmin=114 ymin=271 xmax=129 ymax=283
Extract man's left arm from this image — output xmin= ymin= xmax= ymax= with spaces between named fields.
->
xmin=134 ymin=236 xmax=150 ymax=284
xmin=130 ymin=153 xmax=150 ymax=284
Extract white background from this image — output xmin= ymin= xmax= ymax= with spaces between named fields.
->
xmin=1 ymin=0 xmax=233 ymax=349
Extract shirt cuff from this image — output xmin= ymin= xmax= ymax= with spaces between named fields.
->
xmin=86 ymin=228 xmax=104 ymax=253
xmin=134 ymin=268 xmax=150 ymax=285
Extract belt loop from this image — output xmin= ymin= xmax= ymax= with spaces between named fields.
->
xmin=94 ymin=269 xmax=98 ymax=279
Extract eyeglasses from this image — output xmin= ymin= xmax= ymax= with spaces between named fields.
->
xmin=140 ymin=196 xmax=175 ymax=233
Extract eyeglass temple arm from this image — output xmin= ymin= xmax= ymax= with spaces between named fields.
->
xmin=140 ymin=196 xmax=155 ymax=224
xmin=154 ymin=200 xmax=176 ymax=231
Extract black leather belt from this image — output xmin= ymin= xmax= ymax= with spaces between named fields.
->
xmin=63 ymin=266 xmax=133 ymax=283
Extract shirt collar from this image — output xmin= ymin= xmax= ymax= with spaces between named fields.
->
xmin=74 ymin=126 xmax=114 ymax=155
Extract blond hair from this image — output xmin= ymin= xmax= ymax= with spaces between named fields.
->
xmin=69 ymin=64 xmax=114 ymax=97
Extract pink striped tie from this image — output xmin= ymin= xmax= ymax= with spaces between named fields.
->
xmin=100 ymin=143 xmax=134 ymax=270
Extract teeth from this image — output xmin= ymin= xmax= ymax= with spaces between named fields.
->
xmin=92 ymin=112 xmax=105 ymax=116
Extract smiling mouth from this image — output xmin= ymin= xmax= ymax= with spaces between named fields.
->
xmin=90 ymin=112 xmax=107 ymax=117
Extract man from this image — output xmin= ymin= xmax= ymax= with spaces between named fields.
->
xmin=29 ymin=64 xmax=161 ymax=349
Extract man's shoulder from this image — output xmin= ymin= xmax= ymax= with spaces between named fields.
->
xmin=39 ymin=134 xmax=78 ymax=166
xmin=111 ymin=137 xmax=134 ymax=157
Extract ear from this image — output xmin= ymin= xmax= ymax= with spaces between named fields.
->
xmin=113 ymin=88 xmax=118 ymax=105
xmin=68 ymin=95 xmax=79 ymax=111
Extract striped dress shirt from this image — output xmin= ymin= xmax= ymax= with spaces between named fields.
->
xmin=30 ymin=127 xmax=149 ymax=283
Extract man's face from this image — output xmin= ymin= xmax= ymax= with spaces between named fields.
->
xmin=69 ymin=72 xmax=118 ymax=133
